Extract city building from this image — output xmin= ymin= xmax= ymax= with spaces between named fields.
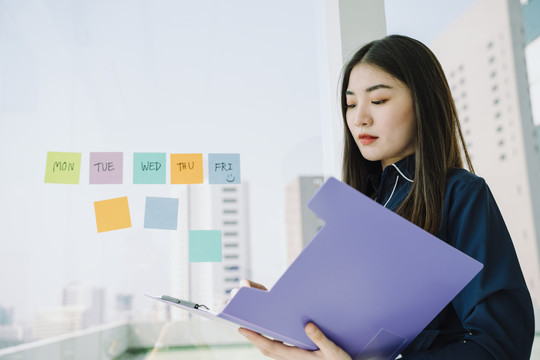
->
xmin=431 ymin=0 xmax=540 ymax=306
xmin=115 ymin=294 xmax=134 ymax=322
xmin=0 ymin=307 xmax=13 ymax=326
xmin=522 ymin=0 xmax=540 ymax=152
xmin=0 ymin=325 xmax=23 ymax=349
xmin=32 ymin=305 xmax=86 ymax=340
xmin=62 ymin=283 xmax=105 ymax=329
xmin=285 ymin=176 xmax=325 ymax=265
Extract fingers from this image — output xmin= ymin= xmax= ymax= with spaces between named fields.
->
xmin=238 ymin=328 xmax=307 ymax=360
xmin=240 ymin=278 xmax=268 ymax=291
xmin=240 ymin=324 xmax=351 ymax=360
xmin=230 ymin=279 xmax=267 ymax=300
xmin=230 ymin=287 xmax=240 ymax=298
xmin=304 ymin=323 xmax=352 ymax=359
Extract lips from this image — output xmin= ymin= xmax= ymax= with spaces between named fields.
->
xmin=358 ymin=134 xmax=378 ymax=145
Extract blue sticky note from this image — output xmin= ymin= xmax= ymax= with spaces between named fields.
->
xmin=208 ymin=153 xmax=240 ymax=184
xmin=189 ymin=230 xmax=222 ymax=262
xmin=144 ymin=197 xmax=179 ymax=230
xmin=133 ymin=153 xmax=166 ymax=184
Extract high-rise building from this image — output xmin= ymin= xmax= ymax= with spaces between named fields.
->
xmin=0 ymin=306 xmax=21 ymax=349
xmin=522 ymin=0 xmax=540 ymax=149
xmin=431 ymin=0 xmax=540 ymax=306
xmin=62 ymin=283 xmax=105 ymax=328
xmin=115 ymin=294 xmax=133 ymax=321
xmin=0 ymin=325 xmax=23 ymax=349
xmin=0 ymin=307 xmax=13 ymax=326
xmin=170 ymin=183 xmax=252 ymax=314
xmin=285 ymin=176 xmax=325 ymax=265
xmin=32 ymin=305 xmax=86 ymax=340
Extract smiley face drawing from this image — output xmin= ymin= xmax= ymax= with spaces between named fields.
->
xmin=226 ymin=173 xmax=236 ymax=183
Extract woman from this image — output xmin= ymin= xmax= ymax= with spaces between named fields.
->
xmin=239 ymin=35 xmax=534 ymax=359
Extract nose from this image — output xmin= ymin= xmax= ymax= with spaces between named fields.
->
xmin=352 ymin=104 xmax=372 ymax=127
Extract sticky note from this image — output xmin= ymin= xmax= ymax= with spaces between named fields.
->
xmin=44 ymin=152 xmax=82 ymax=184
xmin=144 ymin=197 xmax=179 ymax=230
xmin=170 ymin=153 xmax=203 ymax=184
xmin=208 ymin=153 xmax=241 ymax=184
xmin=94 ymin=196 xmax=132 ymax=233
xmin=90 ymin=152 xmax=123 ymax=184
xmin=189 ymin=230 xmax=222 ymax=262
xmin=133 ymin=153 xmax=166 ymax=184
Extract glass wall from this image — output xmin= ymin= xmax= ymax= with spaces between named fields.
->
xmin=0 ymin=0 xmax=328 ymax=357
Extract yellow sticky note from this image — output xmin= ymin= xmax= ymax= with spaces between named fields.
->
xmin=44 ymin=152 xmax=82 ymax=184
xmin=170 ymin=153 xmax=203 ymax=184
xmin=94 ymin=197 xmax=132 ymax=233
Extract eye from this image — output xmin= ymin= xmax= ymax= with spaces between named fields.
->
xmin=346 ymin=103 xmax=356 ymax=109
xmin=371 ymin=99 xmax=387 ymax=105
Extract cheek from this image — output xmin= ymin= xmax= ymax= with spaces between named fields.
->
xmin=345 ymin=114 xmax=355 ymax=133
xmin=395 ymin=105 xmax=416 ymax=143
xmin=403 ymin=119 xmax=417 ymax=148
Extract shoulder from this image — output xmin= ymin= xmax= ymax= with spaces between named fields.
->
xmin=442 ymin=168 xmax=496 ymax=231
xmin=440 ymin=168 xmax=509 ymax=250
xmin=445 ymin=168 xmax=488 ymax=195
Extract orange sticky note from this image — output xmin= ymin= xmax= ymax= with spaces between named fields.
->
xmin=94 ymin=196 xmax=132 ymax=233
xmin=170 ymin=153 xmax=203 ymax=184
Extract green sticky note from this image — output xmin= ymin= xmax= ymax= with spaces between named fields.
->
xmin=133 ymin=153 xmax=166 ymax=184
xmin=44 ymin=152 xmax=82 ymax=184
xmin=189 ymin=230 xmax=222 ymax=262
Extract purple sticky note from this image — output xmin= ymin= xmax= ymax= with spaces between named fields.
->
xmin=90 ymin=152 xmax=123 ymax=184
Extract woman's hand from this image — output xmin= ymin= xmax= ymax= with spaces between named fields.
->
xmin=230 ymin=279 xmax=268 ymax=298
xmin=239 ymin=322 xmax=352 ymax=360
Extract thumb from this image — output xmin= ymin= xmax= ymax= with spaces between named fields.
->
xmin=305 ymin=323 xmax=340 ymax=354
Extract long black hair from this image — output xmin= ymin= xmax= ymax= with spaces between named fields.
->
xmin=340 ymin=34 xmax=473 ymax=235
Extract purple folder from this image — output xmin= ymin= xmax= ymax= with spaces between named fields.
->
xmin=148 ymin=177 xmax=483 ymax=359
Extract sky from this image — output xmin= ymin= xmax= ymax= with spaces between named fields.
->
xmin=0 ymin=0 xmax=477 ymax=333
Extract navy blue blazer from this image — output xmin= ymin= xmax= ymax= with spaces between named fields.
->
xmin=367 ymin=155 xmax=534 ymax=359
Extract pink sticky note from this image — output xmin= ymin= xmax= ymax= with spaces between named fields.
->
xmin=90 ymin=152 xmax=123 ymax=184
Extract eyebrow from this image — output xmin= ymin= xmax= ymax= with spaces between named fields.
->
xmin=346 ymin=84 xmax=393 ymax=95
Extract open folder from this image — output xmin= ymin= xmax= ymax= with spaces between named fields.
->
xmin=147 ymin=177 xmax=483 ymax=359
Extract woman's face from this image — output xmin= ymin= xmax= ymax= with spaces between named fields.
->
xmin=345 ymin=64 xmax=417 ymax=169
